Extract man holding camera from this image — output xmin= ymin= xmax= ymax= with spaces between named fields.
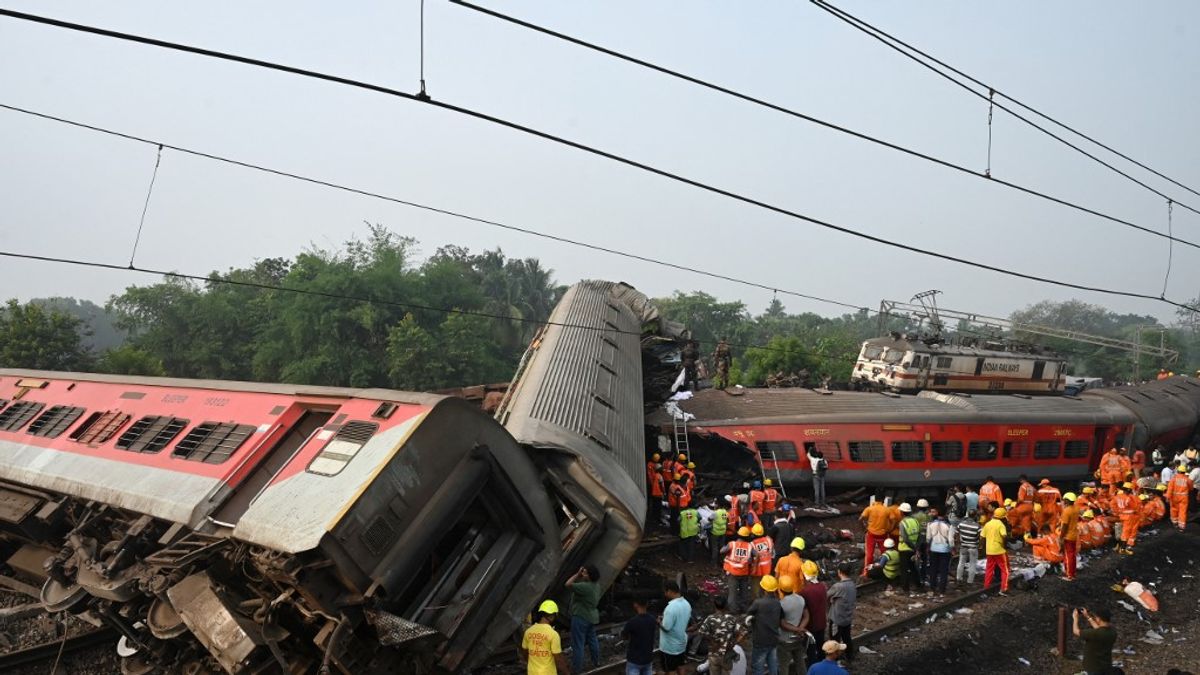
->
xmin=1072 ymin=606 xmax=1115 ymax=675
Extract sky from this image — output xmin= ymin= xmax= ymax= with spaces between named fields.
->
xmin=2 ymin=1 xmax=1199 ymax=325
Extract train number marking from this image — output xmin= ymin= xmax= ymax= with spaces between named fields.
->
xmin=1053 ymin=429 xmax=1073 ymax=437
xmin=161 ymin=394 xmax=188 ymax=404
xmin=203 ymin=397 xmax=231 ymax=407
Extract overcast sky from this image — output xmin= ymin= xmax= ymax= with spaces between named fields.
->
xmin=2 ymin=1 xmax=1198 ymax=324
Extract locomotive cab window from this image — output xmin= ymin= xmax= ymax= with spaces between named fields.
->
xmin=931 ymin=441 xmax=963 ymax=462
xmin=936 ymin=357 xmax=953 ymax=369
xmin=116 ymin=416 xmax=189 ymax=454
xmin=891 ymin=441 xmax=925 ymax=462
xmin=756 ymin=440 xmax=798 ymax=462
xmin=173 ymin=422 xmax=256 ymax=464
xmin=968 ymin=441 xmax=996 ymax=461
xmin=1034 ymin=441 xmax=1061 ymax=459
xmin=848 ymin=441 xmax=884 ymax=463
xmin=27 ymin=405 xmax=86 ymax=438
xmin=1063 ymin=440 xmax=1090 ymax=458
xmin=308 ymin=421 xmax=379 ymax=476
xmin=804 ymin=441 xmax=842 ymax=461
xmin=0 ymin=401 xmax=46 ymax=432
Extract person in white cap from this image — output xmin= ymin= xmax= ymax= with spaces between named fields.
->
xmin=806 ymin=640 xmax=848 ymax=675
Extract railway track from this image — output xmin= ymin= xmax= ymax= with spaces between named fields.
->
xmin=0 ymin=628 xmax=116 ymax=671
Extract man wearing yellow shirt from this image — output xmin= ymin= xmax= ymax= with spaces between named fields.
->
xmin=522 ymin=600 xmax=570 ymax=675
xmin=981 ymin=507 xmax=1010 ymax=595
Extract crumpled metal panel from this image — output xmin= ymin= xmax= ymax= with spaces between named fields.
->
xmin=167 ymin=572 xmax=263 ymax=674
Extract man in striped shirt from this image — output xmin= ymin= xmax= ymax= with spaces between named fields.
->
xmin=955 ymin=510 xmax=982 ymax=585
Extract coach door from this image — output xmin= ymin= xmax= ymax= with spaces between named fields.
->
xmin=1032 ymin=361 xmax=1046 ymax=381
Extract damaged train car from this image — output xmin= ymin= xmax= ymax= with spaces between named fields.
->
xmin=0 ymin=280 xmax=670 ymax=673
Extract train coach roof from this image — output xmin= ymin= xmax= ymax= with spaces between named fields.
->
xmin=861 ymin=336 xmax=1062 ymax=360
xmin=0 ymin=369 xmax=447 ymax=407
xmin=652 ymin=387 xmax=1135 ymax=426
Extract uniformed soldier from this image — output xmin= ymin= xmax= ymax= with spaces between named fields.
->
xmin=712 ymin=337 xmax=732 ymax=390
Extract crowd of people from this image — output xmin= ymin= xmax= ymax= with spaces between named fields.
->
xmin=518 ymin=446 xmax=1196 ymax=674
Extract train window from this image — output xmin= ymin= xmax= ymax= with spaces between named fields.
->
xmin=756 ymin=441 xmax=798 ymax=462
xmin=1063 ymin=440 xmax=1090 ymax=458
xmin=936 ymin=357 xmax=953 ymax=369
xmin=173 ymin=422 xmax=256 ymax=464
xmin=864 ymin=346 xmax=884 ymax=360
xmin=70 ymin=410 xmax=132 ymax=445
xmin=116 ymin=416 xmax=189 ymax=454
xmin=308 ymin=421 xmax=379 ymax=476
xmin=0 ymin=400 xmax=7 ymax=413
xmin=1034 ymin=441 xmax=1061 ymax=459
xmin=931 ymin=441 xmax=963 ymax=462
xmin=891 ymin=441 xmax=925 ymax=462
xmin=1003 ymin=441 xmax=1029 ymax=459
xmin=804 ymin=441 xmax=842 ymax=461
xmin=0 ymin=401 xmax=46 ymax=432
xmin=26 ymin=405 xmax=86 ymax=438
xmin=848 ymin=441 xmax=885 ymax=463
xmin=968 ymin=441 xmax=997 ymax=461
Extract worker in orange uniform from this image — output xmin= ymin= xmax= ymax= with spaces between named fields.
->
xmin=1099 ymin=447 xmax=1124 ymax=497
xmin=1075 ymin=486 xmax=1094 ymax=514
xmin=1024 ymin=525 xmax=1064 ymax=566
xmin=749 ymin=523 xmax=775 ymax=598
xmin=1013 ymin=475 xmax=1036 ymax=539
xmin=1077 ymin=510 xmax=1099 ymax=550
xmin=1165 ymin=465 xmax=1195 ymax=531
xmin=678 ymin=462 xmax=697 ymax=496
xmin=647 ymin=453 xmax=661 ymax=485
xmin=775 ymin=537 xmax=808 ymax=592
xmin=762 ymin=479 xmax=780 ymax=519
xmin=1035 ymin=479 xmax=1062 ymax=532
xmin=667 ymin=475 xmax=689 ymax=534
xmin=1118 ymin=448 xmax=1132 ymax=487
xmin=722 ymin=526 xmax=755 ymax=612
xmin=725 ymin=495 xmax=741 ymax=536
xmin=748 ymin=481 xmax=766 ymax=519
xmin=1112 ymin=483 xmax=1139 ymax=554
xmin=979 ymin=477 xmax=1004 ymax=513
xmin=1058 ymin=492 xmax=1080 ymax=581
xmin=1140 ymin=488 xmax=1164 ymax=527
xmin=859 ymin=493 xmax=891 ymax=575
xmin=981 ymin=507 xmax=1010 ymax=595
xmin=1130 ymin=447 xmax=1147 ymax=480
xmin=886 ymin=500 xmax=904 ymax=540
xmin=647 ymin=464 xmax=666 ymax=531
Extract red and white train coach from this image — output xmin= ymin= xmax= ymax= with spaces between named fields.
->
xmin=670 ymin=377 xmax=1200 ymax=489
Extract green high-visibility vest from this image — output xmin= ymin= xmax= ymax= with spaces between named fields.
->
xmin=882 ymin=549 xmax=902 ymax=579
xmin=899 ymin=517 xmax=920 ymax=552
xmin=679 ymin=509 xmax=700 ymax=539
xmin=712 ymin=509 xmax=729 ymax=534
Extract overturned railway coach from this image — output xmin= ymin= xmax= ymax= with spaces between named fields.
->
xmin=667 ymin=376 xmax=1200 ymax=488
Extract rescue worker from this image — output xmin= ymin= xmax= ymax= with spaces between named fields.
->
xmin=726 ymin=495 xmax=741 ymax=536
xmin=522 ymin=600 xmax=568 ymax=674
xmin=1024 ymin=525 xmax=1064 ymax=567
xmin=775 ymin=537 xmax=807 ymax=592
xmin=1112 ymin=483 xmax=1139 ymax=554
xmin=678 ymin=462 xmax=697 ymax=496
xmin=678 ymin=503 xmax=700 ymax=562
xmin=722 ymin=527 xmax=755 ymax=612
xmin=750 ymin=523 xmax=775 ymax=599
xmin=1131 ymin=447 xmax=1147 ymax=479
xmin=1078 ymin=510 xmax=1099 ymax=551
xmin=896 ymin=502 xmax=921 ymax=595
xmin=1013 ymin=475 xmax=1036 ymax=539
xmin=712 ymin=337 xmax=732 ymax=390
xmin=1059 ymin=492 xmax=1080 ymax=581
xmin=1035 ymin=479 xmax=1062 ymax=532
xmin=867 ymin=538 xmax=903 ymax=593
xmin=1097 ymin=512 xmax=1115 ymax=547
xmin=1166 ymin=465 xmax=1195 ymax=531
xmin=711 ymin=501 xmax=730 ymax=565
xmin=660 ymin=453 xmax=678 ymax=486
xmin=981 ymin=507 xmax=1010 ymax=595
xmin=1140 ymin=488 xmax=1165 ymax=527
xmin=1100 ymin=447 xmax=1125 ymax=496
xmin=859 ymin=493 xmax=891 ymax=575
xmin=647 ymin=464 xmax=666 ymax=530
xmin=979 ymin=477 xmax=1004 ymax=510
xmin=748 ymin=481 xmax=767 ymax=519
xmin=762 ymin=479 xmax=780 ymax=519
xmin=667 ymin=475 xmax=688 ymax=534
xmin=913 ymin=499 xmax=932 ymax=586
xmin=1118 ymin=448 xmax=1133 ymax=487
xmin=1076 ymin=486 xmax=1095 ymax=514
xmin=681 ymin=340 xmax=700 ymax=391
xmin=769 ymin=509 xmax=794 ymax=565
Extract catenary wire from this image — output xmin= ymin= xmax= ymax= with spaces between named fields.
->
xmin=127 ymin=143 xmax=163 ymax=267
xmin=810 ymin=0 xmax=1200 ymax=219
xmin=810 ymin=0 xmax=1200 ymax=203
xmin=447 ymin=0 xmax=1200 ymax=251
xmin=0 ymin=9 xmax=1194 ymax=311
xmin=0 ymin=102 xmax=868 ymax=314
xmin=0 ymin=248 xmax=862 ymax=360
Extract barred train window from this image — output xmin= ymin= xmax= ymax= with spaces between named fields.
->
xmin=71 ymin=410 xmax=132 ymax=445
xmin=1034 ymin=441 xmax=1061 ymax=459
xmin=116 ymin=416 xmax=189 ymax=454
xmin=891 ymin=441 xmax=925 ymax=462
xmin=27 ymin=406 xmax=86 ymax=438
xmin=308 ymin=421 xmax=379 ymax=476
xmin=931 ymin=441 xmax=963 ymax=462
xmin=756 ymin=440 xmax=798 ymax=462
xmin=1063 ymin=440 xmax=1090 ymax=459
xmin=0 ymin=402 xmax=46 ymax=432
xmin=968 ymin=441 xmax=996 ymax=461
xmin=1003 ymin=441 xmax=1029 ymax=459
xmin=173 ymin=422 xmax=256 ymax=464
xmin=848 ymin=440 xmax=884 ymax=463
xmin=804 ymin=441 xmax=843 ymax=461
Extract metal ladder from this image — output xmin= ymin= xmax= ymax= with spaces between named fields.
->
xmin=672 ymin=415 xmax=691 ymax=458
xmin=755 ymin=447 xmax=789 ymax=500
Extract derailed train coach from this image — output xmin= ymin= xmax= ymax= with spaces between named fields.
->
xmin=0 ymin=280 xmax=664 ymax=673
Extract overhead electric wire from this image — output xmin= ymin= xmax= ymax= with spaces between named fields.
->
xmin=0 ymin=102 xmax=868 ymax=314
xmin=810 ymin=0 xmax=1200 ymax=219
xmin=0 ymin=8 xmax=1196 ymax=312
xmin=809 ymin=0 xmax=1200 ymax=203
xmin=448 ymin=0 xmax=1200 ymax=251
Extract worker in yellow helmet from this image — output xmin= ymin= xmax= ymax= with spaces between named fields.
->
xmin=981 ymin=507 xmax=1010 ymax=594
xmin=750 ymin=523 xmax=774 ymax=598
xmin=522 ymin=600 xmax=567 ymax=674
xmin=775 ymin=536 xmax=808 ymax=592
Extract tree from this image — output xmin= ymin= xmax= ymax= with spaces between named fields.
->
xmin=96 ymin=345 xmax=165 ymax=376
xmin=0 ymin=300 xmax=92 ymax=370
